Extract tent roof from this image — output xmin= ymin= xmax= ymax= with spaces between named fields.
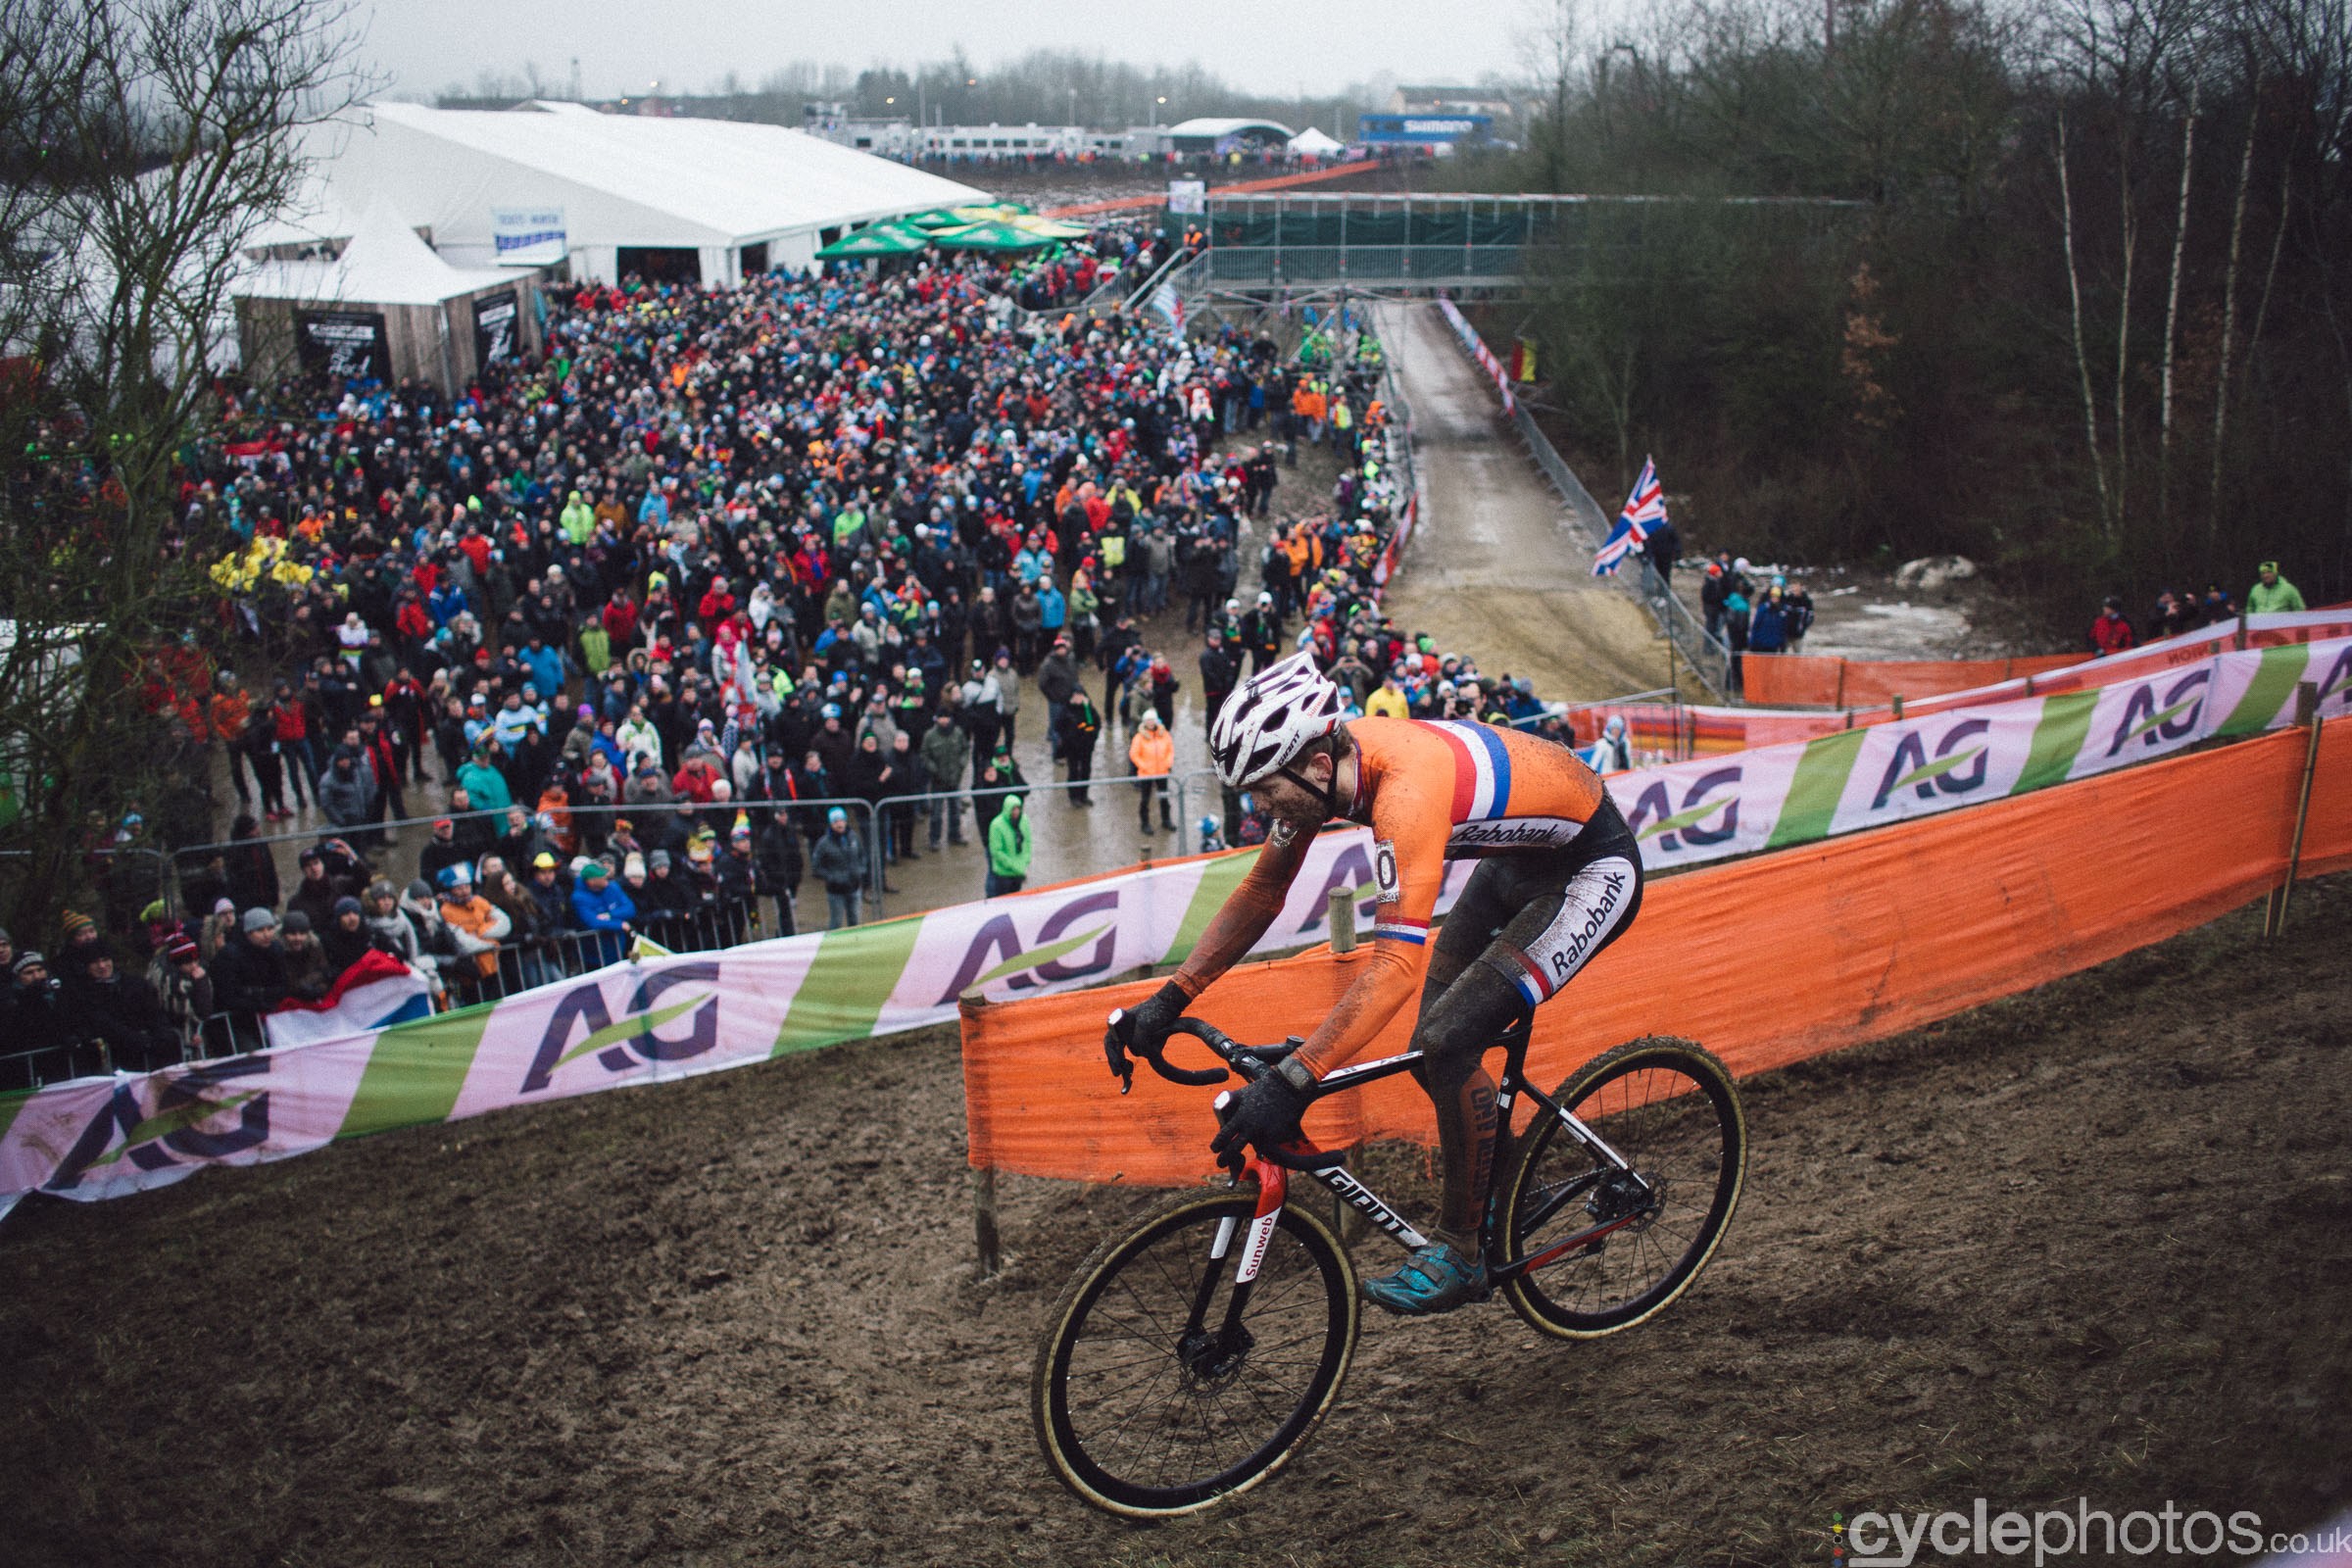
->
xmin=345 ymin=102 xmax=990 ymax=247
xmin=1166 ymin=117 xmax=1295 ymax=141
xmin=1288 ymin=126 xmax=1345 ymax=155
xmin=234 ymin=197 xmax=515 ymax=305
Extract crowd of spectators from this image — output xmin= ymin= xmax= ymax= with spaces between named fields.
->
xmin=7 ymin=227 xmax=1658 ymax=1088
xmin=2089 ymin=563 xmax=2305 ymax=657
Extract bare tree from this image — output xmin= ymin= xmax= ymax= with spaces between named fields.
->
xmin=0 ymin=0 xmax=371 ymax=934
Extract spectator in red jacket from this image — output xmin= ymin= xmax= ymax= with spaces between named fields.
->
xmin=2089 ymin=596 xmax=2136 ymax=657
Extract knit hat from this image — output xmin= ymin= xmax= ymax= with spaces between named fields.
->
xmin=166 ymin=936 xmax=200 ymax=964
xmin=139 ymin=899 xmax=168 ymax=924
xmin=241 ymin=907 xmax=279 ymax=933
xmin=332 ymin=896 xmax=363 ymax=919
xmin=649 ymin=849 xmax=672 ymax=870
xmin=406 ymin=879 xmax=433 ymax=901
xmin=12 ymin=951 xmax=46 ymax=975
xmin=61 ymin=910 xmax=94 ymax=941
xmin=281 ymin=910 xmax=313 ymax=934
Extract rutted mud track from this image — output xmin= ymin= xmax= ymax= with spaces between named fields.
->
xmin=1376 ymin=302 xmax=1679 ymax=702
xmin=3 ymin=878 xmax=2348 ymax=1566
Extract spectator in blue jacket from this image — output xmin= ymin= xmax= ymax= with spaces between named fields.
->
xmin=569 ymin=859 xmax=636 ymax=966
xmin=1748 ymin=586 xmax=1790 ymax=655
xmin=517 ymin=634 xmax=566 ymax=709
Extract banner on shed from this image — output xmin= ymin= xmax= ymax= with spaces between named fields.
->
xmin=293 ymin=310 xmax=390 ymax=380
xmin=471 ymin=290 xmax=518 ymax=368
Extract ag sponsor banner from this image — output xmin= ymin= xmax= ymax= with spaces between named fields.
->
xmin=1616 ymin=636 xmax=2351 ymax=870
xmin=3 ymin=636 xmax=2338 ymax=1211
xmin=293 ymin=310 xmax=391 ymax=380
xmin=0 ymin=830 xmax=1472 ymax=1209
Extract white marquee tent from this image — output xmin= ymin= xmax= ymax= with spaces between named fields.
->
xmin=233 ymin=197 xmax=541 ymax=391
xmin=1288 ymin=126 xmax=1346 ymax=159
xmin=299 ymin=101 xmax=991 ymax=285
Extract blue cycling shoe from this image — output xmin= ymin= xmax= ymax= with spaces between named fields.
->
xmin=1359 ymin=1242 xmax=1490 ymax=1316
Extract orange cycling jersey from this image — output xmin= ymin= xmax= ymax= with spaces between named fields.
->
xmin=1171 ymin=719 xmax=1610 ymax=1078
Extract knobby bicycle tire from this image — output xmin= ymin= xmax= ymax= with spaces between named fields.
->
xmin=1032 ymin=1189 xmax=1359 ymax=1516
xmin=1498 ymin=1036 xmax=1746 ymax=1340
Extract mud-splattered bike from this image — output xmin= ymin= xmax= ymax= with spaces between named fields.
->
xmin=1032 ymin=1016 xmax=1746 ymax=1517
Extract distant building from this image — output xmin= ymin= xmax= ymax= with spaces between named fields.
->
xmin=1164 ymin=118 xmax=1295 ymax=157
xmin=1389 ymin=85 xmax=1518 ymax=122
xmin=815 ymin=120 xmax=1090 ymax=161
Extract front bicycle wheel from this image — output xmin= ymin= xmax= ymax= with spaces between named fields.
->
xmin=1499 ymin=1036 xmax=1745 ymax=1340
xmin=1032 ymin=1189 xmax=1358 ymax=1517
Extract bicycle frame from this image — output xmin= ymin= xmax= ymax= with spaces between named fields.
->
xmin=1163 ymin=1027 xmax=1660 ymax=1304
xmin=1298 ymin=1042 xmax=1658 ymax=1284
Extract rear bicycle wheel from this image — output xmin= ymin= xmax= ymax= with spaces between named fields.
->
xmin=1032 ymin=1189 xmax=1358 ymax=1517
xmin=1499 ymin=1036 xmax=1745 ymax=1339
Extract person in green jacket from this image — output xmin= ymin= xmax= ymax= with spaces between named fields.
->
xmin=2246 ymin=560 xmax=2306 ymax=614
xmin=577 ymin=614 xmax=612 ymax=677
xmin=559 ymin=489 xmax=595 ymax=545
xmin=986 ymin=795 xmax=1030 ymax=898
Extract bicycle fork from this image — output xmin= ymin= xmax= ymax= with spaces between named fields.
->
xmin=1178 ymin=1157 xmax=1291 ymax=1381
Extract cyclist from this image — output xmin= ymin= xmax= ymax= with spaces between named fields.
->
xmin=1107 ymin=652 xmax=1643 ymax=1315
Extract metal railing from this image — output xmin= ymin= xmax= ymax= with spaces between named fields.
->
xmin=1490 ymin=351 xmax=1732 ymax=698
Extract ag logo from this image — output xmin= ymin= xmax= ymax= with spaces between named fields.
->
xmin=1372 ymin=840 xmax=1400 ymax=902
xmin=1621 ymin=766 xmax=1740 ymax=853
xmin=2105 ymin=668 xmax=2212 ymax=757
xmin=934 ymin=890 xmax=1119 ymax=1004
xmin=519 ymin=961 xmax=720 ymax=1095
xmin=43 ymin=1057 xmax=270 ymax=1193
xmin=1871 ymin=719 xmax=1991 ymax=810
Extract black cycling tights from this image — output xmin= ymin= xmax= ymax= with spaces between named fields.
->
xmin=1407 ymin=832 xmax=1643 ymax=1244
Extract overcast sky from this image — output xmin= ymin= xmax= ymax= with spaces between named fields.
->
xmin=361 ymin=0 xmax=1538 ymax=103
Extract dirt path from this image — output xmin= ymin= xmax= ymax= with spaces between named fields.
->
xmin=1374 ymin=303 xmax=1685 ymax=702
xmin=5 ymin=876 xmax=2345 ymax=1567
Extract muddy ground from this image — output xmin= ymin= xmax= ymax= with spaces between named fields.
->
xmin=5 ymin=871 xmax=2347 ymax=1566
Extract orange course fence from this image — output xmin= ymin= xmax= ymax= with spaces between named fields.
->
xmin=1044 ymin=160 xmax=1375 ymax=219
xmin=962 ymin=715 xmax=2350 ymax=1186
xmin=1741 ymin=652 xmax=2089 ymax=709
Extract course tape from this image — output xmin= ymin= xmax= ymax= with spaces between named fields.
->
xmin=1 ymin=635 xmax=2341 ymax=1211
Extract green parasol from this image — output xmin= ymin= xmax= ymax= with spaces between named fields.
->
xmin=929 ymin=220 xmax=1056 ymax=252
xmin=1013 ymin=215 xmax=1090 ymax=239
xmin=814 ymin=223 xmax=932 ymax=259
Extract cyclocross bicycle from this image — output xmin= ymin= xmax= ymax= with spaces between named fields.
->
xmin=1031 ymin=1015 xmax=1747 ymax=1517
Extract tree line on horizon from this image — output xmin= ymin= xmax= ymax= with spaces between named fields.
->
xmin=437 ymin=48 xmax=1410 ymax=144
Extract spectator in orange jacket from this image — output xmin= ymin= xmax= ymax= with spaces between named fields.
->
xmin=1129 ymin=710 xmax=1175 ymax=833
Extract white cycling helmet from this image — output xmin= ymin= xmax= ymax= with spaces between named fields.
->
xmin=1208 ymin=651 xmax=1346 ymax=789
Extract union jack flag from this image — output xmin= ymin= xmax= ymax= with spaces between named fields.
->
xmin=1592 ymin=456 xmax=1665 ymax=576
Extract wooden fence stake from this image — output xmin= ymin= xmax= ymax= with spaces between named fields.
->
xmin=1328 ymin=885 xmax=1357 ymax=952
xmin=973 ymin=1165 xmax=1002 ymax=1278
xmin=2266 ymin=682 xmax=2324 ymax=938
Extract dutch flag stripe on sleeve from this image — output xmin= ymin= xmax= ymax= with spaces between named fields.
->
xmin=1431 ymin=721 xmax=1514 ymax=820
xmin=1373 ymin=914 xmax=1429 ymax=945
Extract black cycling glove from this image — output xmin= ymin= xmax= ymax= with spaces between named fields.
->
xmin=1104 ymin=980 xmax=1191 ymax=1086
xmin=1209 ymin=1064 xmax=1313 ymax=1174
